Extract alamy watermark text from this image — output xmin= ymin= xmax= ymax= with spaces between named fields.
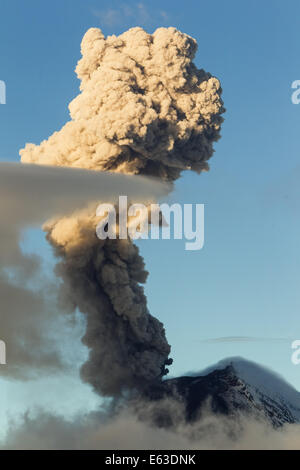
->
xmin=96 ymin=196 xmax=205 ymax=251
xmin=0 ymin=340 xmax=6 ymax=365
xmin=0 ymin=80 xmax=6 ymax=104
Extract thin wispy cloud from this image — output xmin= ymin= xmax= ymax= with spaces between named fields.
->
xmin=92 ymin=3 xmax=169 ymax=28
xmin=200 ymin=336 xmax=290 ymax=344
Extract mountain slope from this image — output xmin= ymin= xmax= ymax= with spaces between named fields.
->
xmin=149 ymin=357 xmax=300 ymax=427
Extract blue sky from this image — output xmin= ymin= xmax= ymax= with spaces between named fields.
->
xmin=1 ymin=0 xmax=300 ymax=436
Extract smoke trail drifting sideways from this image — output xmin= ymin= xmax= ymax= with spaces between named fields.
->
xmin=20 ymin=27 xmax=224 ymax=397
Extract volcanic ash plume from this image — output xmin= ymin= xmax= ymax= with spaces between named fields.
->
xmin=20 ymin=26 xmax=224 ymax=396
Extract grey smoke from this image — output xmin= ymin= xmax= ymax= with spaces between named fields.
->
xmin=19 ymin=26 xmax=224 ymax=397
xmin=0 ymin=162 xmax=167 ymax=379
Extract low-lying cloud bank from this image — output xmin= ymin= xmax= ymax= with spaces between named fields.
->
xmin=2 ymin=404 xmax=300 ymax=450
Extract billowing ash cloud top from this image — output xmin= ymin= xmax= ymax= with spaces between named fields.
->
xmin=21 ymin=26 xmax=224 ymax=181
xmin=20 ymin=27 xmax=224 ymax=398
